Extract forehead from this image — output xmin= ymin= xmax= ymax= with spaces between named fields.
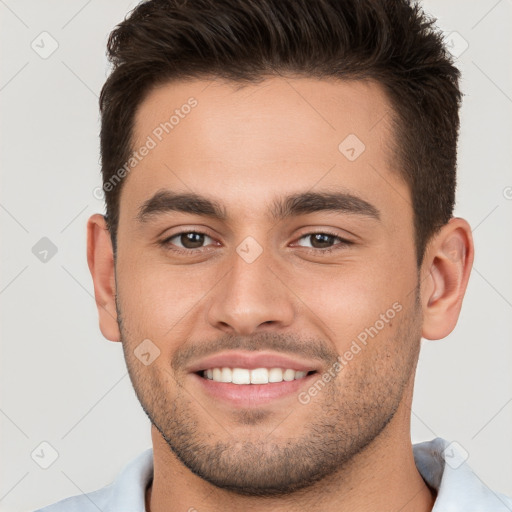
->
xmin=122 ymin=76 xmax=409 ymax=225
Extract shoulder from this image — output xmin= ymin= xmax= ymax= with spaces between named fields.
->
xmin=413 ymin=437 xmax=512 ymax=510
xmin=33 ymin=448 xmax=153 ymax=512
xmin=33 ymin=485 xmax=113 ymax=512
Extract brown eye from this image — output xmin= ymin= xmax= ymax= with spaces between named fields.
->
xmin=310 ymin=233 xmax=337 ymax=248
xmin=296 ymin=232 xmax=348 ymax=250
xmin=163 ymin=231 xmax=215 ymax=251
xmin=179 ymin=232 xmax=207 ymax=249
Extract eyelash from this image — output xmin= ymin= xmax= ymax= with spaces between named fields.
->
xmin=159 ymin=229 xmax=353 ymax=256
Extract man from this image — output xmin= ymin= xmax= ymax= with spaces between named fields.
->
xmin=35 ymin=0 xmax=512 ymax=510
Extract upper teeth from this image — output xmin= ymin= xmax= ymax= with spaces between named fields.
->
xmin=203 ymin=367 xmax=308 ymax=384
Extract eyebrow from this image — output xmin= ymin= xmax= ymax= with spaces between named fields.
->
xmin=136 ymin=189 xmax=380 ymax=223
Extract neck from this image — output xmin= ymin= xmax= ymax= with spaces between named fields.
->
xmin=145 ymin=390 xmax=436 ymax=512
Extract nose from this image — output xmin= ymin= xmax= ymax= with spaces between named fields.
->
xmin=206 ymin=245 xmax=295 ymax=336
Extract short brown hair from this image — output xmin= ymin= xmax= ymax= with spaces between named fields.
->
xmin=99 ymin=0 xmax=462 ymax=265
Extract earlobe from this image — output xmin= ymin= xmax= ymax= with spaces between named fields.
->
xmin=421 ymin=218 xmax=474 ymax=340
xmin=86 ymin=214 xmax=121 ymax=342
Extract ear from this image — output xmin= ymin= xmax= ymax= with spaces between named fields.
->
xmin=420 ymin=217 xmax=474 ymax=340
xmin=86 ymin=214 xmax=121 ymax=342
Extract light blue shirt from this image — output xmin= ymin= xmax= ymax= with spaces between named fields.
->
xmin=34 ymin=438 xmax=512 ymax=511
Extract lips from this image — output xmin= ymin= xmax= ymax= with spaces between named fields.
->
xmin=186 ymin=350 xmax=323 ymax=374
xmin=186 ymin=350 xmax=322 ymax=407
xmin=193 ymin=372 xmax=318 ymax=407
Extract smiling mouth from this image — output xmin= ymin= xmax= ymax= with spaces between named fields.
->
xmin=196 ymin=367 xmax=317 ymax=385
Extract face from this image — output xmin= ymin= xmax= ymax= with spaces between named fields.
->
xmin=114 ymin=77 xmax=422 ymax=495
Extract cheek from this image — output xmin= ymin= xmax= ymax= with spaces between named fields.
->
xmin=116 ymin=258 xmax=220 ymax=338
xmin=287 ymin=258 xmax=413 ymax=341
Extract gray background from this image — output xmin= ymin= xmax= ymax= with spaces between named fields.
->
xmin=1 ymin=1 xmax=511 ymax=510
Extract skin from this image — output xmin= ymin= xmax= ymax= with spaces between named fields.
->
xmin=87 ymin=76 xmax=474 ymax=512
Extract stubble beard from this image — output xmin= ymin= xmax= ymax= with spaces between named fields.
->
xmin=118 ymin=293 xmax=422 ymax=497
